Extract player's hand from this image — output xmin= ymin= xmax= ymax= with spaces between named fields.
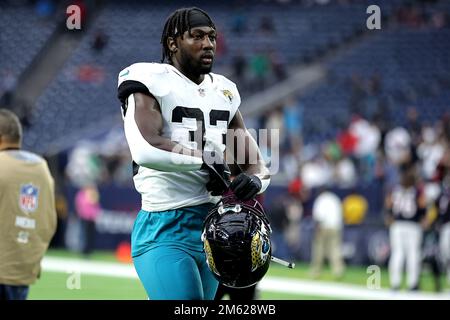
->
xmin=230 ymin=173 xmax=262 ymax=200
xmin=202 ymin=150 xmax=231 ymax=196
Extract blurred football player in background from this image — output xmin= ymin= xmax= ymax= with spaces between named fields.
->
xmin=117 ymin=7 xmax=270 ymax=299
xmin=0 ymin=109 xmax=57 ymax=300
xmin=385 ymin=163 xmax=426 ymax=291
xmin=436 ymin=166 xmax=450 ymax=285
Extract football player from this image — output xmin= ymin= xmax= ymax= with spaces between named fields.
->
xmin=436 ymin=168 xmax=450 ymax=285
xmin=117 ymin=7 xmax=270 ymax=300
xmin=385 ymin=162 xmax=426 ymax=291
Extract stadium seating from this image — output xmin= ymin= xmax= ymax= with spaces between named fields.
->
xmin=301 ymin=27 xmax=450 ymax=142
xmin=23 ymin=0 xmax=404 ymax=153
xmin=0 ymin=3 xmax=58 ymax=80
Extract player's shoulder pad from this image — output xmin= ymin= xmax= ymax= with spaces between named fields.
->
xmin=117 ymin=62 xmax=171 ymax=104
xmin=211 ymin=73 xmax=241 ymax=109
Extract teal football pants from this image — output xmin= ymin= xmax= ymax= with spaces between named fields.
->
xmin=133 ymin=245 xmax=218 ymax=300
xmin=131 ymin=204 xmax=218 ymax=300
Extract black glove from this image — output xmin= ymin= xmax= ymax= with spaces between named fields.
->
xmin=229 ymin=173 xmax=262 ymax=200
xmin=202 ymin=150 xmax=231 ymax=196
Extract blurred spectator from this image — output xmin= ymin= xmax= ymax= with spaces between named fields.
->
xmin=269 ymin=49 xmax=287 ymax=82
xmin=301 ymin=155 xmax=334 ymax=189
xmin=111 ymin=152 xmax=133 ymax=186
xmin=75 ymin=184 xmax=101 ymax=257
xmin=230 ymin=7 xmax=248 ymax=34
xmin=349 ymin=73 xmax=366 ymax=114
xmin=267 ymin=194 xmax=290 ymax=259
xmin=0 ymin=70 xmax=17 ymax=108
xmin=349 ymin=117 xmax=380 ymax=159
xmin=367 ymin=72 xmax=382 ymax=96
xmin=215 ymin=29 xmax=227 ymax=58
xmin=335 ymin=156 xmax=357 ymax=188
xmin=282 ymin=97 xmax=303 ymax=151
xmin=65 ymin=142 xmax=103 ymax=187
xmin=265 ymin=106 xmax=285 ymax=152
xmin=337 ymin=127 xmax=358 ymax=156
xmin=259 ymin=16 xmax=276 ymax=34
xmin=91 ymin=29 xmax=109 ymax=52
xmin=396 ymin=4 xmax=425 ymax=28
xmin=232 ymin=52 xmax=247 ymax=85
xmin=268 ymin=178 xmax=307 ymax=260
xmin=384 ymin=127 xmax=412 ymax=165
xmin=249 ymin=52 xmax=271 ymax=91
xmin=441 ymin=113 xmax=450 ymax=142
xmin=35 ymin=0 xmax=55 ymax=19
xmin=430 ymin=10 xmax=448 ymax=29
xmin=310 ymin=188 xmax=345 ymax=279
xmin=406 ymin=107 xmax=422 ymax=145
xmin=349 ymin=117 xmax=381 ymax=184
xmin=417 ymin=125 xmax=445 ymax=180
xmin=281 ymin=149 xmax=300 ymax=178
xmin=284 ymin=179 xmax=305 ymax=259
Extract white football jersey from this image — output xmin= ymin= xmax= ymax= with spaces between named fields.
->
xmin=118 ymin=63 xmax=241 ymax=212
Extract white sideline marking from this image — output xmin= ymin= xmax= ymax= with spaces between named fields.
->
xmin=258 ymin=277 xmax=449 ymax=300
xmin=42 ymin=257 xmax=138 ymax=279
xmin=41 ymin=257 xmax=450 ymax=300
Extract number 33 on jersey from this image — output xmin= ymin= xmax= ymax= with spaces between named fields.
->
xmin=117 ymin=62 xmax=241 ymax=212
xmin=118 ymin=62 xmax=240 ymax=153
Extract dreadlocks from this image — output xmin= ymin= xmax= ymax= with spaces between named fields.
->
xmin=160 ymin=7 xmax=216 ymax=63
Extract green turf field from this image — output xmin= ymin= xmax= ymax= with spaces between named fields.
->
xmin=27 ymin=249 xmax=449 ymax=300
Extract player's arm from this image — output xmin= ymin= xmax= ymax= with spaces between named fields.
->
xmin=226 ymin=110 xmax=270 ymax=200
xmin=123 ymin=92 xmax=203 ymax=172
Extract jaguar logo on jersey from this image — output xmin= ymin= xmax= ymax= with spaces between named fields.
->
xmin=19 ymin=183 xmax=39 ymax=214
xmin=221 ymin=90 xmax=233 ymax=103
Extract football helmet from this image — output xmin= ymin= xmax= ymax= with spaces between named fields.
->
xmin=202 ymin=194 xmax=272 ymax=288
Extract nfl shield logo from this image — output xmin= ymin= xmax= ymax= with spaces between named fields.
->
xmin=19 ymin=184 xmax=39 ymax=214
xmin=198 ymin=88 xmax=206 ymax=97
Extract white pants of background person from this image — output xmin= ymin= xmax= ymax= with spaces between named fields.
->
xmin=440 ymin=222 xmax=450 ymax=283
xmin=389 ymin=221 xmax=423 ymax=290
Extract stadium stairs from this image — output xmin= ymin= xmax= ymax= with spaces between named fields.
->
xmin=10 ymin=1 xmax=105 ymax=114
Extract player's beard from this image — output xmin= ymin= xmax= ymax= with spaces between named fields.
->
xmin=181 ymin=50 xmax=213 ymax=76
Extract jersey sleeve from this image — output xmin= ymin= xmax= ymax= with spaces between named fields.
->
xmin=117 ymin=63 xmax=171 ymax=111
